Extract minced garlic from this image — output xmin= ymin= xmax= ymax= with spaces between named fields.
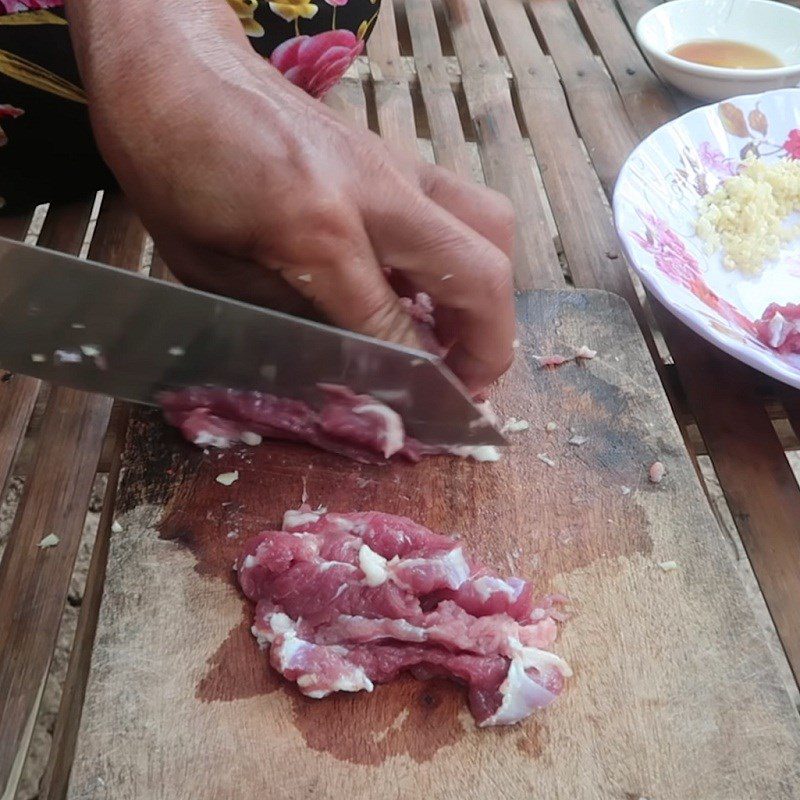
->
xmin=696 ymin=156 xmax=800 ymax=274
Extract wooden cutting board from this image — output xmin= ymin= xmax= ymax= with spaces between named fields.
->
xmin=69 ymin=290 xmax=800 ymax=800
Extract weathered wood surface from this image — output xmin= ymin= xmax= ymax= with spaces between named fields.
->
xmin=68 ymin=291 xmax=800 ymax=800
xmin=0 ymin=196 xmax=144 ymax=800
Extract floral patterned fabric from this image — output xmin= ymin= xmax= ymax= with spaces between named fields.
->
xmin=0 ymin=0 xmax=379 ymax=211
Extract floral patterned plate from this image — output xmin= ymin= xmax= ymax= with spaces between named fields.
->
xmin=613 ymin=87 xmax=800 ymax=389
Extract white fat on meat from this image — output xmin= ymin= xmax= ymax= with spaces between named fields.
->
xmin=289 ymin=532 xmax=321 ymax=553
xmin=253 ymin=610 xmax=296 ymax=648
xmin=328 ymin=615 xmax=427 ymax=644
xmin=507 ymin=636 xmax=573 ymax=677
xmin=479 ymin=636 xmax=572 ymax=727
xmin=274 ymin=631 xmax=374 ymax=698
xmin=318 ymin=560 xmax=359 ymax=573
xmin=391 ymin=547 xmax=471 ymax=591
xmin=766 ymin=312 xmax=793 ymax=348
xmin=358 ymin=544 xmax=390 ymax=587
xmin=326 ymin=514 xmax=357 ymax=532
xmin=478 ymin=658 xmax=558 ymax=727
xmin=240 ymin=431 xmax=263 ymax=446
xmin=353 ymin=403 xmax=406 ymax=458
xmin=283 ymin=509 xmax=323 ymax=529
xmin=274 ymin=631 xmax=307 ymax=672
xmin=193 ymin=431 xmax=234 ymax=449
xmin=471 ymin=575 xmax=523 ymax=602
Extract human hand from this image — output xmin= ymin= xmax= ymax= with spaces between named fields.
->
xmin=66 ymin=0 xmax=516 ymax=393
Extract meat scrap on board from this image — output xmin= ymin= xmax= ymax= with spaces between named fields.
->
xmin=237 ymin=508 xmax=570 ymax=727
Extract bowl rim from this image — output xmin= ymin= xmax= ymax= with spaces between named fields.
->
xmin=635 ymin=0 xmax=800 ymax=80
xmin=612 ymin=86 xmax=800 ymax=390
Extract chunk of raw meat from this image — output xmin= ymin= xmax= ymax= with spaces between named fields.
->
xmin=754 ymin=302 xmax=800 ymax=354
xmin=160 ymin=384 xmax=500 ymax=464
xmin=238 ymin=508 xmax=570 ymax=727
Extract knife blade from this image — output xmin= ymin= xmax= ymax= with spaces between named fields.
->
xmin=0 ymin=238 xmax=507 ymax=447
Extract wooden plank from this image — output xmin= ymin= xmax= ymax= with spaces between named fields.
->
xmin=70 ymin=290 xmax=800 ymax=799
xmin=405 ymin=0 xmax=474 ymax=178
xmin=40 ymin=413 xmax=128 ymax=800
xmin=571 ymin=0 xmax=675 ymax=137
xmin=0 ymin=202 xmax=93 ymax=800
xmin=659 ymin=315 xmax=800 ymax=683
xmin=484 ymin=0 xmax=651 ymax=327
xmin=367 ymin=6 xmax=419 ymax=156
xmin=439 ymin=0 xmax=563 ymax=290
xmin=0 ymin=194 xmax=144 ymax=799
xmin=526 ymin=0 xmax=639 ymax=193
xmin=0 ymin=210 xmax=38 ymax=498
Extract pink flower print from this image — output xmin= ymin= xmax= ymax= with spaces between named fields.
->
xmin=783 ymin=129 xmax=800 ymax=160
xmin=697 ymin=141 xmax=738 ymax=178
xmin=630 ymin=210 xmax=754 ymax=334
xmin=270 ymin=30 xmax=364 ymax=99
xmin=325 ymin=0 xmax=349 ymax=5
xmin=0 ymin=0 xmax=62 ymax=12
xmin=630 ymin=211 xmax=701 ymax=291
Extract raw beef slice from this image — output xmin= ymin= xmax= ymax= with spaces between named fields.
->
xmin=160 ymin=384 xmax=501 ymax=464
xmin=237 ymin=508 xmax=570 ymax=727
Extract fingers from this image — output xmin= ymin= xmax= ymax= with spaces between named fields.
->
xmin=417 ymin=162 xmax=516 ymax=261
xmin=256 ymin=213 xmax=424 ymax=351
xmin=364 ymin=189 xmax=515 ymax=393
xmin=159 ymin=240 xmax=319 ymax=318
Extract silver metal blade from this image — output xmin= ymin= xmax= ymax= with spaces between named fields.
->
xmin=0 ymin=238 xmax=507 ymax=447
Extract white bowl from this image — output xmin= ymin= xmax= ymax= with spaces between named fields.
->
xmin=613 ymin=88 xmax=800 ymax=390
xmin=636 ymin=0 xmax=800 ymax=101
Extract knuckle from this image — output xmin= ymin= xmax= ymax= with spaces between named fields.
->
xmin=355 ymin=296 xmax=409 ymax=341
xmin=481 ymin=249 xmax=514 ymax=301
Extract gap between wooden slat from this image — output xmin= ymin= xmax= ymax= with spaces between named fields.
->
xmin=0 ymin=194 xmax=144 ymax=800
xmin=527 ymin=0 xmax=640 ymax=194
xmin=405 ymin=0 xmax=476 ymax=178
xmin=483 ymin=0 xmax=656 ymax=333
xmin=572 ymin=0 xmax=674 ymax=136
xmin=438 ymin=0 xmax=563 ymax=289
xmin=368 ymin=4 xmax=420 ymax=157
xmin=324 ymin=60 xmax=370 ymax=129
xmin=40 ymin=409 xmax=128 ymax=800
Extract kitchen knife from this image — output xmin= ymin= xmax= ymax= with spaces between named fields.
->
xmin=0 ymin=237 xmax=508 ymax=447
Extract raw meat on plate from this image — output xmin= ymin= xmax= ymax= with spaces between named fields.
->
xmin=755 ymin=302 xmax=800 ymax=354
xmin=237 ymin=508 xmax=570 ymax=727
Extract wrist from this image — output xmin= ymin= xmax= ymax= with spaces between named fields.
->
xmin=63 ymin=0 xmax=260 ymax=166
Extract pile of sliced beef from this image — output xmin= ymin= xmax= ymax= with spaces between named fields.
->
xmin=237 ymin=508 xmax=570 ymax=727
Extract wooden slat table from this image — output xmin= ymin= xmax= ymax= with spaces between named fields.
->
xmin=1 ymin=0 xmax=799 ymax=797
